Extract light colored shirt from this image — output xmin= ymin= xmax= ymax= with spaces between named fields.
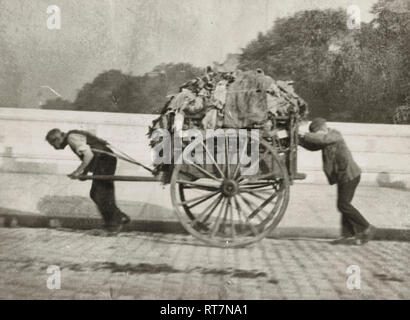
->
xmin=67 ymin=133 xmax=92 ymax=157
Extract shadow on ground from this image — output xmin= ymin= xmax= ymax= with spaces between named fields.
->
xmin=376 ymin=172 xmax=409 ymax=191
xmin=62 ymin=261 xmax=271 ymax=280
xmin=36 ymin=195 xmax=174 ymax=219
xmin=0 ymin=194 xmax=409 ymax=242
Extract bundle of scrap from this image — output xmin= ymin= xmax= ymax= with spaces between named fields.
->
xmin=147 ymin=67 xmax=308 ymax=182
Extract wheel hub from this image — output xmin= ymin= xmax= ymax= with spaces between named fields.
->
xmin=221 ymin=179 xmax=239 ymax=197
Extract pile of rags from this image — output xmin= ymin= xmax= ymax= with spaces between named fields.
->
xmin=147 ymin=68 xmax=308 ymax=182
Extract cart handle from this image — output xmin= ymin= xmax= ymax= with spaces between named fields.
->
xmin=91 ymin=147 xmax=154 ymax=174
xmin=75 ymin=175 xmax=160 ymax=182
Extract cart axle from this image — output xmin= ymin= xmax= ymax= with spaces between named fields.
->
xmin=221 ymin=179 xmax=239 ymax=197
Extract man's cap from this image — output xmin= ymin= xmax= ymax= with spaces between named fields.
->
xmin=45 ymin=128 xmax=62 ymax=141
xmin=309 ymin=118 xmax=327 ymax=132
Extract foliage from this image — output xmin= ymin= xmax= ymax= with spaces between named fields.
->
xmin=239 ymin=2 xmax=410 ymax=123
xmin=0 ymin=5 xmax=22 ymax=109
xmin=47 ymin=63 xmax=204 ymax=114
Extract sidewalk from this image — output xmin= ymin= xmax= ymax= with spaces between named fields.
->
xmin=0 ymin=228 xmax=408 ymax=299
xmin=0 ymin=172 xmax=409 ymax=240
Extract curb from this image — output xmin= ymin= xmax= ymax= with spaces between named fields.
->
xmin=0 ymin=214 xmax=409 ymax=242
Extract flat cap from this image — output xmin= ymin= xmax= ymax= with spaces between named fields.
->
xmin=309 ymin=117 xmax=327 ymax=132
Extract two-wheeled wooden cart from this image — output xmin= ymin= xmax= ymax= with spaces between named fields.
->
xmin=79 ymin=111 xmax=305 ymax=248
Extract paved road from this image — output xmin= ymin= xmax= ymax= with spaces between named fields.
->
xmin=0 ymin=228 xmax=408 ymax=299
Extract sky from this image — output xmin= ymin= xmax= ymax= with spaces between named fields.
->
xmin=0 ymin=0 xmax=379 ymax=107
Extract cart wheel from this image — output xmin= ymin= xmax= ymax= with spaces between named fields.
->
xmin=171 ymin=131 xmax=290 ymax=248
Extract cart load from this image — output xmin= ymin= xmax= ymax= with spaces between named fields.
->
xmin=147 ymin=68 xmax=308 ymax=182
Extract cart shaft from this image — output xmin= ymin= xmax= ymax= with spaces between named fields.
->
xmin=77 ymin=175 xmax=160 ymax=182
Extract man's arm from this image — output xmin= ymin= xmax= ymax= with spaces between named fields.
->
xmin=302 ymin=130 xmax=342 ymax=147
xmin=298 ymin=135 xmax=323 ymax=151
xmin=67 ymin=134 xmax=94 ymax=178
xmin=68 ymin=149 xmax=94 ymax=178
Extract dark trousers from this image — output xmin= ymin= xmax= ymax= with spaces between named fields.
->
xmin=337 ymin=175 xmax=370 ymax=236
xmin=89 ymin=154 xmax=125 ymax=226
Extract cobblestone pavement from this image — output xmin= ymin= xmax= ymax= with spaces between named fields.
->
xmin=0 ymin=228 xmax=409 ymax=300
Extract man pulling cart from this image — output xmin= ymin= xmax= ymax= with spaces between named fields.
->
xmin=45 ymin=128 xmax=130 ymax=232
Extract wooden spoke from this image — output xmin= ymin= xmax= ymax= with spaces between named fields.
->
xmin=210 ymin=198 xmax=227 ymax=237
xmin=232 ymin=136 xmax=249 ymax=180
xmin=233 ymin=195 xmax=258 ymax=236
xmin=238 ymin=180 xmax=282 ymax=188
xmin=219 ymin=197 xmax=230 ymax=236
xmin=191 ymin=195 xmax=223 ymax=226
xmin=201 ymin=141 xmax=225 ymax=179
xmin=187 ymin=191 xmax=220 ymax=210
xmin=269 ymin=188 xmax=285 ymax=218
xmin=232 ymin=158 xmax=241 ymax=181
xmin=232 ymin=195 xmax=245 ymax=225
xmin=184 ymin=159 xmax=221 ymax=181
xmin=232 ymin=161 xmax=241 ymax=181
xmin=181 ymin=185 xmax=218 ymax=191
xmin=241 ymin=190 xmax=272 ymax=202
xmin=239 ymin=172 xmax=277 ymax=183
xmin=246 ymin=193 xmax=278 ymax=220
xmin=246 ymin=182 xmax=284 ymax=221
xmin=259 ymin=150 xmax=270 ymax=163
xmin=237 ymin=194 xmax=261 ymax=222
xmin=238 ymin=181 xmax=273 ymax=186
xmin=238 ymin=194 xmax=267 ymax=224
xmin=177 ymin=180 xmax=220 ymax=189
xmin=179 ymin=170 xmax=199 ymax=181
xmin=239 ymin=188 xmax=275 ymax=195
xmin=225 ymin=136 xmax=231 ymax=178
xmin=229 ymin=198 xmax=236 ymax=238
xmin=239 ymin=183 xmax=275 ymax=191
xmin=177 ymin=190 xmax=220 ymax=208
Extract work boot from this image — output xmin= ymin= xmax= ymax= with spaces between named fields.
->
xmin=354 ymin=225 xmax=376 ymax=245
xmin=120 ymin=213 xmax=131 ymax=225
xmin=103 ymin=224 xmax=123 ymax=233
xmin=103 ymin=218 xmax=123 ymax=233
xmin=330 ymin=236 xmax=357 ymax=245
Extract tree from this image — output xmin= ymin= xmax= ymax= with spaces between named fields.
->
xmin=42 ymin=63 xmax=204 ymax=114
xmin=0 ymin=2 xmax=22 ymax=108
xmin=240 ymin=9 xmax=349 ymax=120
xmin=239 ymin=6 xmax=410 ymax=123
